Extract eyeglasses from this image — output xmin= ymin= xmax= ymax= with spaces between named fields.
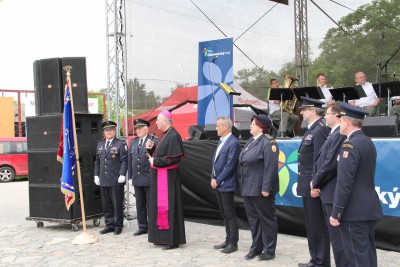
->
xmin=325 ymin=112 xmax=337 ymax=115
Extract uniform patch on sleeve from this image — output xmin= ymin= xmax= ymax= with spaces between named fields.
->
xmin=342 ymin=143 xmax=354 ymax=149
xmin=342 ymin=151 xmax=349 ymax=158
xmin=271 ymin=145 xmax=277 ymax=152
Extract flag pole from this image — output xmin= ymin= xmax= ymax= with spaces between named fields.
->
xmin=64 ymin=66 xmax=98 ymax=244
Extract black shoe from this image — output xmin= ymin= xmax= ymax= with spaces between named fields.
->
xmin=245 ymin=251 xmax=262 ymax=260
xmin=133 ymin=229 xmax=148 ymax=236
xmin=113 ymin=228 xmax=122 ymax=235
xmin=213 ymin=241 xmax=229 ymax=250
xmin=298 ymin=262 xmax=315 ymax=267
xmin=100 ymin=227 xmax=114 ymax=234
xmin=221 ymin=243 xmax=238 ymax=254
xmin=258 ymin=253 xmax=275 ymax=261
xmin=162 ymin=244 xmax=179 ymax=250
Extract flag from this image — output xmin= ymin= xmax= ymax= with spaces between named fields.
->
xmin=59 ymin=80 xmax=76 ymax=210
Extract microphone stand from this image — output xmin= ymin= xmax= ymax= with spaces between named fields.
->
xmin=381 ymin=44 xmax=400 ymax=115
xmin=375 ymin=32 xmax=384 ymax=116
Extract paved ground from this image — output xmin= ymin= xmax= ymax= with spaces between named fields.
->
xmin=1 ymin=180 xmax=399 ymax=266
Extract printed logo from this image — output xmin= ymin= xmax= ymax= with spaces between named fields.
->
xmin=278 ymin=150 xmax=298 ymax=196
xmin=202 ymin=48 xmax=213 ymax=57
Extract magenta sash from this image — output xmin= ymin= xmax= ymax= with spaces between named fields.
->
xmin=151 ymin=163 xmax=179 ymax=230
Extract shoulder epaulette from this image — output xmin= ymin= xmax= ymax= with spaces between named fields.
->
xmin=342 ymin=143 xmax=354 ymax=149
xmin=318 ymin=121 xmax=325 ymax=127
xmin=264 ymin=134 xmax=276 ymax=142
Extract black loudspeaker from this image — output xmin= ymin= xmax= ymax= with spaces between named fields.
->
xmin=33 ymin=57 xmax=88 ymax=115
xmin=27 ymin=114 xmax=102 ymax=151
xmin=29 ymin=183 xmax=102 ymax=219
xmin=33 ymin=60 xmax=42 ymax=115
xmin=26 ymin=114 xmax=103 ymax=220
xmin=204 ymin=124 xmax=218 ymax=140
xmin=61 ymin=57 xmax=88 ymax=113
xmin=35 ymin=58 xmax=64 ymax=115
xmin=188 ymin=125 xmax=207 ymax=140
xmin=362 ymin=116 xmax=399 ymax=137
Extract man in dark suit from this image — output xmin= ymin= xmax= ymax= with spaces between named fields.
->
xmin=311 ymin=103 xmax=348 ymax=267
xmin=330 ymin=102 xmax=383 ymax=267
xmin=297 ymin=97 xmax=330 ymax=267
xmin=128 ymin=119 xmax=158 ymax=236
xmin=94 ymin=121 xmax=128 ymax=235
xmin=211 ymin=116 xmax=241 ymax=254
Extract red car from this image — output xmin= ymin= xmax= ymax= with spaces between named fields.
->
xmin=0 ymin=137 xmax=28 ymax=182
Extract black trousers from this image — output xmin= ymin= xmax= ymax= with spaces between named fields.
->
xmin=303 ymin=197 xmax=330 ymax=267
xmin=101 ymin=185 xmax=125 ymax=229
xmin=323 ymin=204 xmax=348 ymax=267
xmin=216 ymin=191 xmax=239 ymax=244
xmin=134 ymin=185 xmax=150 ymax=230
xmin=340 ymin=220 xmax=378 ymax=267
xmin=243 ymin=195 xmax=277 ymax=255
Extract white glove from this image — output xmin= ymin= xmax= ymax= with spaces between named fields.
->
xmin=118 ymin=175 xmax=126 ymax=183
xmin=94 ymin=176 xmax=100 ymax=186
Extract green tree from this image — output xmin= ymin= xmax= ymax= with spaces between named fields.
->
xmin=311 ymin=0 xmax=400 ymax=87
xmin=235 ymin=67 xmax=279 ymax=100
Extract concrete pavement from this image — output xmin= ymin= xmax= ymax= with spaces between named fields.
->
xmin=0 ymin=180 xmax=399 ymax=266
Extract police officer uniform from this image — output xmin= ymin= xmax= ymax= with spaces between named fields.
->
xmin=332 ymin=102 xmax=383 ymax=267
xmin=94 ymin=121 xmax=128 ymax=235
xmin=297 ymin=97 xmax=330 ymax=267
xmin=128 ymin=119 xmax=158 ymax=236
xmin=239 ymin=114 xmax=279 ymax=261
xmin=313 ymin=125 xmax=348 ymax=267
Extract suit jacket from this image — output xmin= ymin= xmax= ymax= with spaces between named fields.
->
xmin=94 ymin=138 xmax=128 ymax=187
xmin=239 ymin=134 xmax=279 ymax=196
xmin=312 ymin=126 xmax=346 ymax=204
xmin=212 ymin=134 xmax=241 ymax=192
xmin=128 ymin=135 xmax=158 ymax=187
xmin=297 ymin=118 xmax=330 ymax=197
xmin=332 ymin=130 xmax=383 ymax=221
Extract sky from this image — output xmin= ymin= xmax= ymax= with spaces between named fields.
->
xmin=0 ymin=0 xmax=372 ymax=97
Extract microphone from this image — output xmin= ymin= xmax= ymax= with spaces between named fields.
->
xmin=211 ymin=56 xmax=218 ymax=62
xmin=149 ymin=133 xmax=156 ymax=141
xmin=146 ymin=133 xmax=156 ymax=157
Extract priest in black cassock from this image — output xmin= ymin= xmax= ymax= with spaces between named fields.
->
xmin=146 ymin=110 xmax=186 ymax=250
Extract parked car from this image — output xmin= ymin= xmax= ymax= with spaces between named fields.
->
xmin=0 ymin=137 xmax=28 ymax=182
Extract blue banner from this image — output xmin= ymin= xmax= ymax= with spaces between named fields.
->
xmin=275 ymin=138 xmax=400 ymax=217
xmin=198 ymin=38 xmax=233 ymax=126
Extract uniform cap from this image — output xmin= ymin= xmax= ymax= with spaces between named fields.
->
xmin=102 ymin=120 xmax=117 ymax=129
xmin=338 ymin=102 xmax=368 ymax=120
xmin=299 ymin=96 xmax=324 ymax=109
xmin=134 ymin=119 xmax=150 ymax=128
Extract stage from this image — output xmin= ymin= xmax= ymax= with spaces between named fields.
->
xmin=179 ymin=138 xmax=400 ymax=252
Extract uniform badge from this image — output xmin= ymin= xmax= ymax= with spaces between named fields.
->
xmin=343 ymin=151 xmax=348 ymax=158
xmin=271 ymin=145 xmax=277 ymax=152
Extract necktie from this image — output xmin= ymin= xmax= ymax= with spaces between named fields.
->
xmin=106 ymin=140 xmax=110 ymax=149
xmin=139 ymin=139 xmax=143 ymax=147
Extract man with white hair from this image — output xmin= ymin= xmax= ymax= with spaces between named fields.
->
xmin=349 ymin=72 xmax=379 ymax=116
xmin=146 ymin=110 xmax=186 ymax=250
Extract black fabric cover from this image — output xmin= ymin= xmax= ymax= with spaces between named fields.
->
xmin=179 ymin=140 xmax=400 ymax=252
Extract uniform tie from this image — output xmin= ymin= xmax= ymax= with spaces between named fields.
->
xmin=106 ymin=140 xmax=110 ymax=149
xmin=139 ymin=139 xmax=143 ymax=147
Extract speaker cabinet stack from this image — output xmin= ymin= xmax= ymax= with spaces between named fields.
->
xmin=26 ymin=114 xmax=103 ymax=222
xmin=33 ymin=57 xmax=88 ymax=115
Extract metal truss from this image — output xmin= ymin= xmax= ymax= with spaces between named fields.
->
xmin=106 ymin=0 xmax=128 ymax=137
xmin=294 ymin=0 xmax=309 ymax=86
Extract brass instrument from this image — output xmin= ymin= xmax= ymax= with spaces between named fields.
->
xmin=281 ymin=75 xmax=298 ymax=114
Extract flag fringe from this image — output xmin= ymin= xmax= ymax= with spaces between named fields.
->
xmin=61 ymin=187 xmax=75 ymax=210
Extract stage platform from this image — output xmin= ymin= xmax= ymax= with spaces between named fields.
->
xmin=179 ymin=138 xmax=400 ymax=252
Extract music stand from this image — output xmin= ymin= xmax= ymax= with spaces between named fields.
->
xmin=329 ymin=86 xmax=367 ymax=103
xmin=372 ymin=81 xmax=400 ymax=114
xmin=293 ymin=86 xmax=324 ymax=100
xmin=267 ymin=87 xmax=294 ymax=137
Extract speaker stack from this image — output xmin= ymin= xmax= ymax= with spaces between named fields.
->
xmin=26 ymin=114 xmax=103 ymax=220
xmin=33 ymin=57 xmax=88 ymax=115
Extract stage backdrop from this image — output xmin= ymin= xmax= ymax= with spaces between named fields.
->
xmin=179 ymin=138 xmax=400 ymax=252
xmin=197 ymin=38 xmax=233 ymax=126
